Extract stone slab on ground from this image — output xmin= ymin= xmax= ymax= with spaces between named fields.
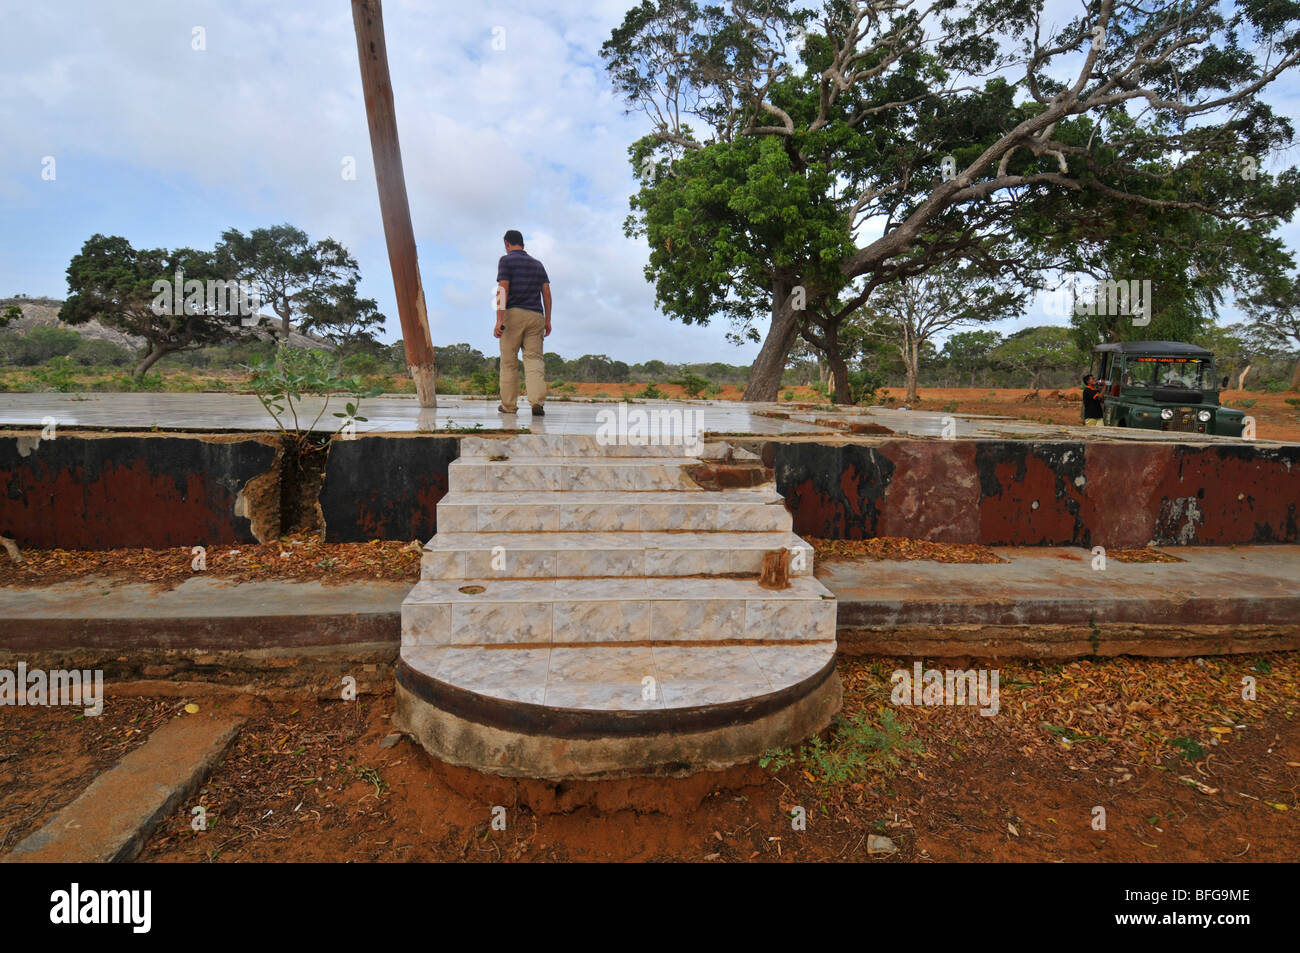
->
xmin=2 ymin=713 xmax=245 ymax=863
xmin=821 ymin=545 xmax=1300 ymax=628
xmin=0 ymin=577 xmax=409 ymax=651
xmin=3 ymin=546 xmax=1298 ymax=661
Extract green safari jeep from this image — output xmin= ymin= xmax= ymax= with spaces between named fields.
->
xmin=1086 ymin=341 xmax=1246 ymax=437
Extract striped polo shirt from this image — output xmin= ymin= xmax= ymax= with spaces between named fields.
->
xmin=496 ymin=249 xmax=550 ymax=314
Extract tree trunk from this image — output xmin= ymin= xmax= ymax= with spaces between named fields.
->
xmin=277 ymin=305 xmax=291 ymax=341
xmin=352 ymin=0 xmax=438 ymax=408
xmin=827 ymin=349 xmax=851 ymax=404
xmin=134 ymin=344 xmax=169 ymax=379
xmin=905 ymin=338 xmax=920 ymax=404
xmin=741 ymin=280 xmax=800 ymax=402
xmin=1290 ymin=360 xmax=1300 ymax=390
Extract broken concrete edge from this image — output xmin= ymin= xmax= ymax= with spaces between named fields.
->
xmin=393 ymin=666 xmax=843 ymax=780
xmin=4 ymin=614 xmax=1296 ymax=675
xmin=836 ymin=623 xmax=1300 ymax=660
xmin=2 ymin=714 xmax=246 ymax=863
xmin=8 ymin=429 xmax=1299 ymax=551
xmin=0 ymin=642 xmax=397 ymax=700
xmin=0 ymin=430 xmax=466 ymax=549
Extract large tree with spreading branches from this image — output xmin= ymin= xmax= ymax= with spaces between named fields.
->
xmin=604 ymin=0 xmax=1300 ymax=400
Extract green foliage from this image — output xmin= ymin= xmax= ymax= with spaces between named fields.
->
xmin=215 ymin=223 xmax=360 ymax=340
xmin=29 ymin=356 xmax=80 ymax=392
xmin=63 ymin=233 xmax=248 ymax=377
xmin=637 ymin=383 xmax=666 ymax=399
xmin=340 ymin=351 xmax=387 ymax=376
xmin=299 ymin=284 xmax=385 ymax=347
xmin=468 ymin=370 xmax=499 ymax=396
xmin=247 ymin=345 xmax=379 ymax=443
xmin=436 ymin=342 xmax=490 ymax=378
xmin=0 ymin=325 xmax=82 ymax=365
xmin=69 ymin=337 xmax=132 ymax=367
xmin=673 ymin=372 xmax=709 ymax=398
xmin=760 ymin=709 xmax=921 ymax=785
xmin=1 ymin=305 xmax=21 ymax=327
xmin=1171 ymin=737 xmax=1205 ymax=762
xmin=603 ymin=0 xmax=1300 ymax=397
xmin=992 ymin=326 xmax=1086 ymax=389
xmin=846 ymin=368 xmax=884 ymax=405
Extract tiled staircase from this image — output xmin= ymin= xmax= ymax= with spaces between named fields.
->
xmin=395 ymin=433 xmax=840 ymax=778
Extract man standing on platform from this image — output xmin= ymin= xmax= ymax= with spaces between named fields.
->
xmin=494 ymin=230 xmax=551 ymax=415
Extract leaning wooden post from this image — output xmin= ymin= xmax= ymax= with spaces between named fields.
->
xmin=351 ymin=0 xmax=437 ymax=408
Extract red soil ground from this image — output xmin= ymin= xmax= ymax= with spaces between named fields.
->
xmin=4 ymin=653 xmax=1293 ymax=863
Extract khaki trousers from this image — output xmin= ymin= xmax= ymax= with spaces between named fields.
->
xmin=499 ymin=307 xmax=547 ymax=409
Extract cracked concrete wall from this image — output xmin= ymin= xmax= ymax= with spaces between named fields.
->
xmin=318 ymin=434 xmax=459 ymax=543
xmin=773 ymin=439 xmax=1300 ymax=547
xmin=4 ymin=431 xmax=1293 ymax=550
xmin=0 ymin=432 xmax=278 ymax=549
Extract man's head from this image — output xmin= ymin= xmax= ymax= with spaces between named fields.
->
xmin=504 ymin=229 xmax=524 ymax=250
xmin=1083 ymin=374 xmax=1095 ymax=386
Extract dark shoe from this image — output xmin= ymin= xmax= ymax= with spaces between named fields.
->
xmin=531 ymin=404 xmax=545 ymax=416
xmin=497 ymin=404 xmax=514 ymax=414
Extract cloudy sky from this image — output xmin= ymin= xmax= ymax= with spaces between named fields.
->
xmin=1 ymin=0 xmax=1297 ymax=365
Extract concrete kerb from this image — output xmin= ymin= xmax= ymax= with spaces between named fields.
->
xmin=3 ymin=713 xmax=246 ymax=863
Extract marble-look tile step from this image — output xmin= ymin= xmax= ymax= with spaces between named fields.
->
xmin=401 ymin=640 xmax=836 ymax=710
xmin=401 ymin=575 xmax=836 ymax=646
xmin=435 ymin=488 xmax=792 ymax=533
xmin=459 ymin=434 xmax=696 ymax=458
xmin=448 ymin=456 xmax=702 ymax=493
xmin=420 ymin=531 xmax=814 ymax=579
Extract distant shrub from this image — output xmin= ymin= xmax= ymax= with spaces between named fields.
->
xmin=70 ymin=337 xmax=132 ymax=367
xmin=1 ymin=326 xmax=83 ymax=365
xmin=30 ymin=356 xmax=81 ymax=392
xmin=468 ymin=370 xmax=499 ymax=396
xmin=436 ymin=377 xmax=465 ymax=395
xmin=847 ymin=369 xmax=885 ymax=405
xmin=673 ymin=372 xmax=709 ymax=398
xmin=341 ymin=352 xmax=386 ymax=376
xmin=637 ymin=383 xmax=666 ymax=399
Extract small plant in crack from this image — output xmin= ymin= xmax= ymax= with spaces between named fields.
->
xmin=248 ymin=345 xmax=381 ymax=533
xmin=247 ymin=344 xmax=380 ymax=447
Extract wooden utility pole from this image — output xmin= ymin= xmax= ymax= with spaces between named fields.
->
xmin=351 ymin=0 xmax=437 ymax=408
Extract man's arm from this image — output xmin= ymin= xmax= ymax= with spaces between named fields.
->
xmin=541 ymin=283 xmax=552 ymax=337
xmin=494 ymin=280 xmax=508 ymax=338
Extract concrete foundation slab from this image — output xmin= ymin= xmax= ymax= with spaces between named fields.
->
xmin=3 ymin=713 xmax=244 ymax=863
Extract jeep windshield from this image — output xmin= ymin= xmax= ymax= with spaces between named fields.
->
xmin=1120 ymin=356 xmax=1214 ymax=390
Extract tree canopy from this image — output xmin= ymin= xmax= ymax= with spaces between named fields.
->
xmin=62 ymin=234 xmax=248 ymax=378
xmin=604 ymin=0 xmax=1300 ymax=399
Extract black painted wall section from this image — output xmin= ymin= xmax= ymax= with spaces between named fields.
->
xmin=318 ymin=435 xmax=460 ymax=542
xmin=0 ymin=433 xmax=276 ymax=549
